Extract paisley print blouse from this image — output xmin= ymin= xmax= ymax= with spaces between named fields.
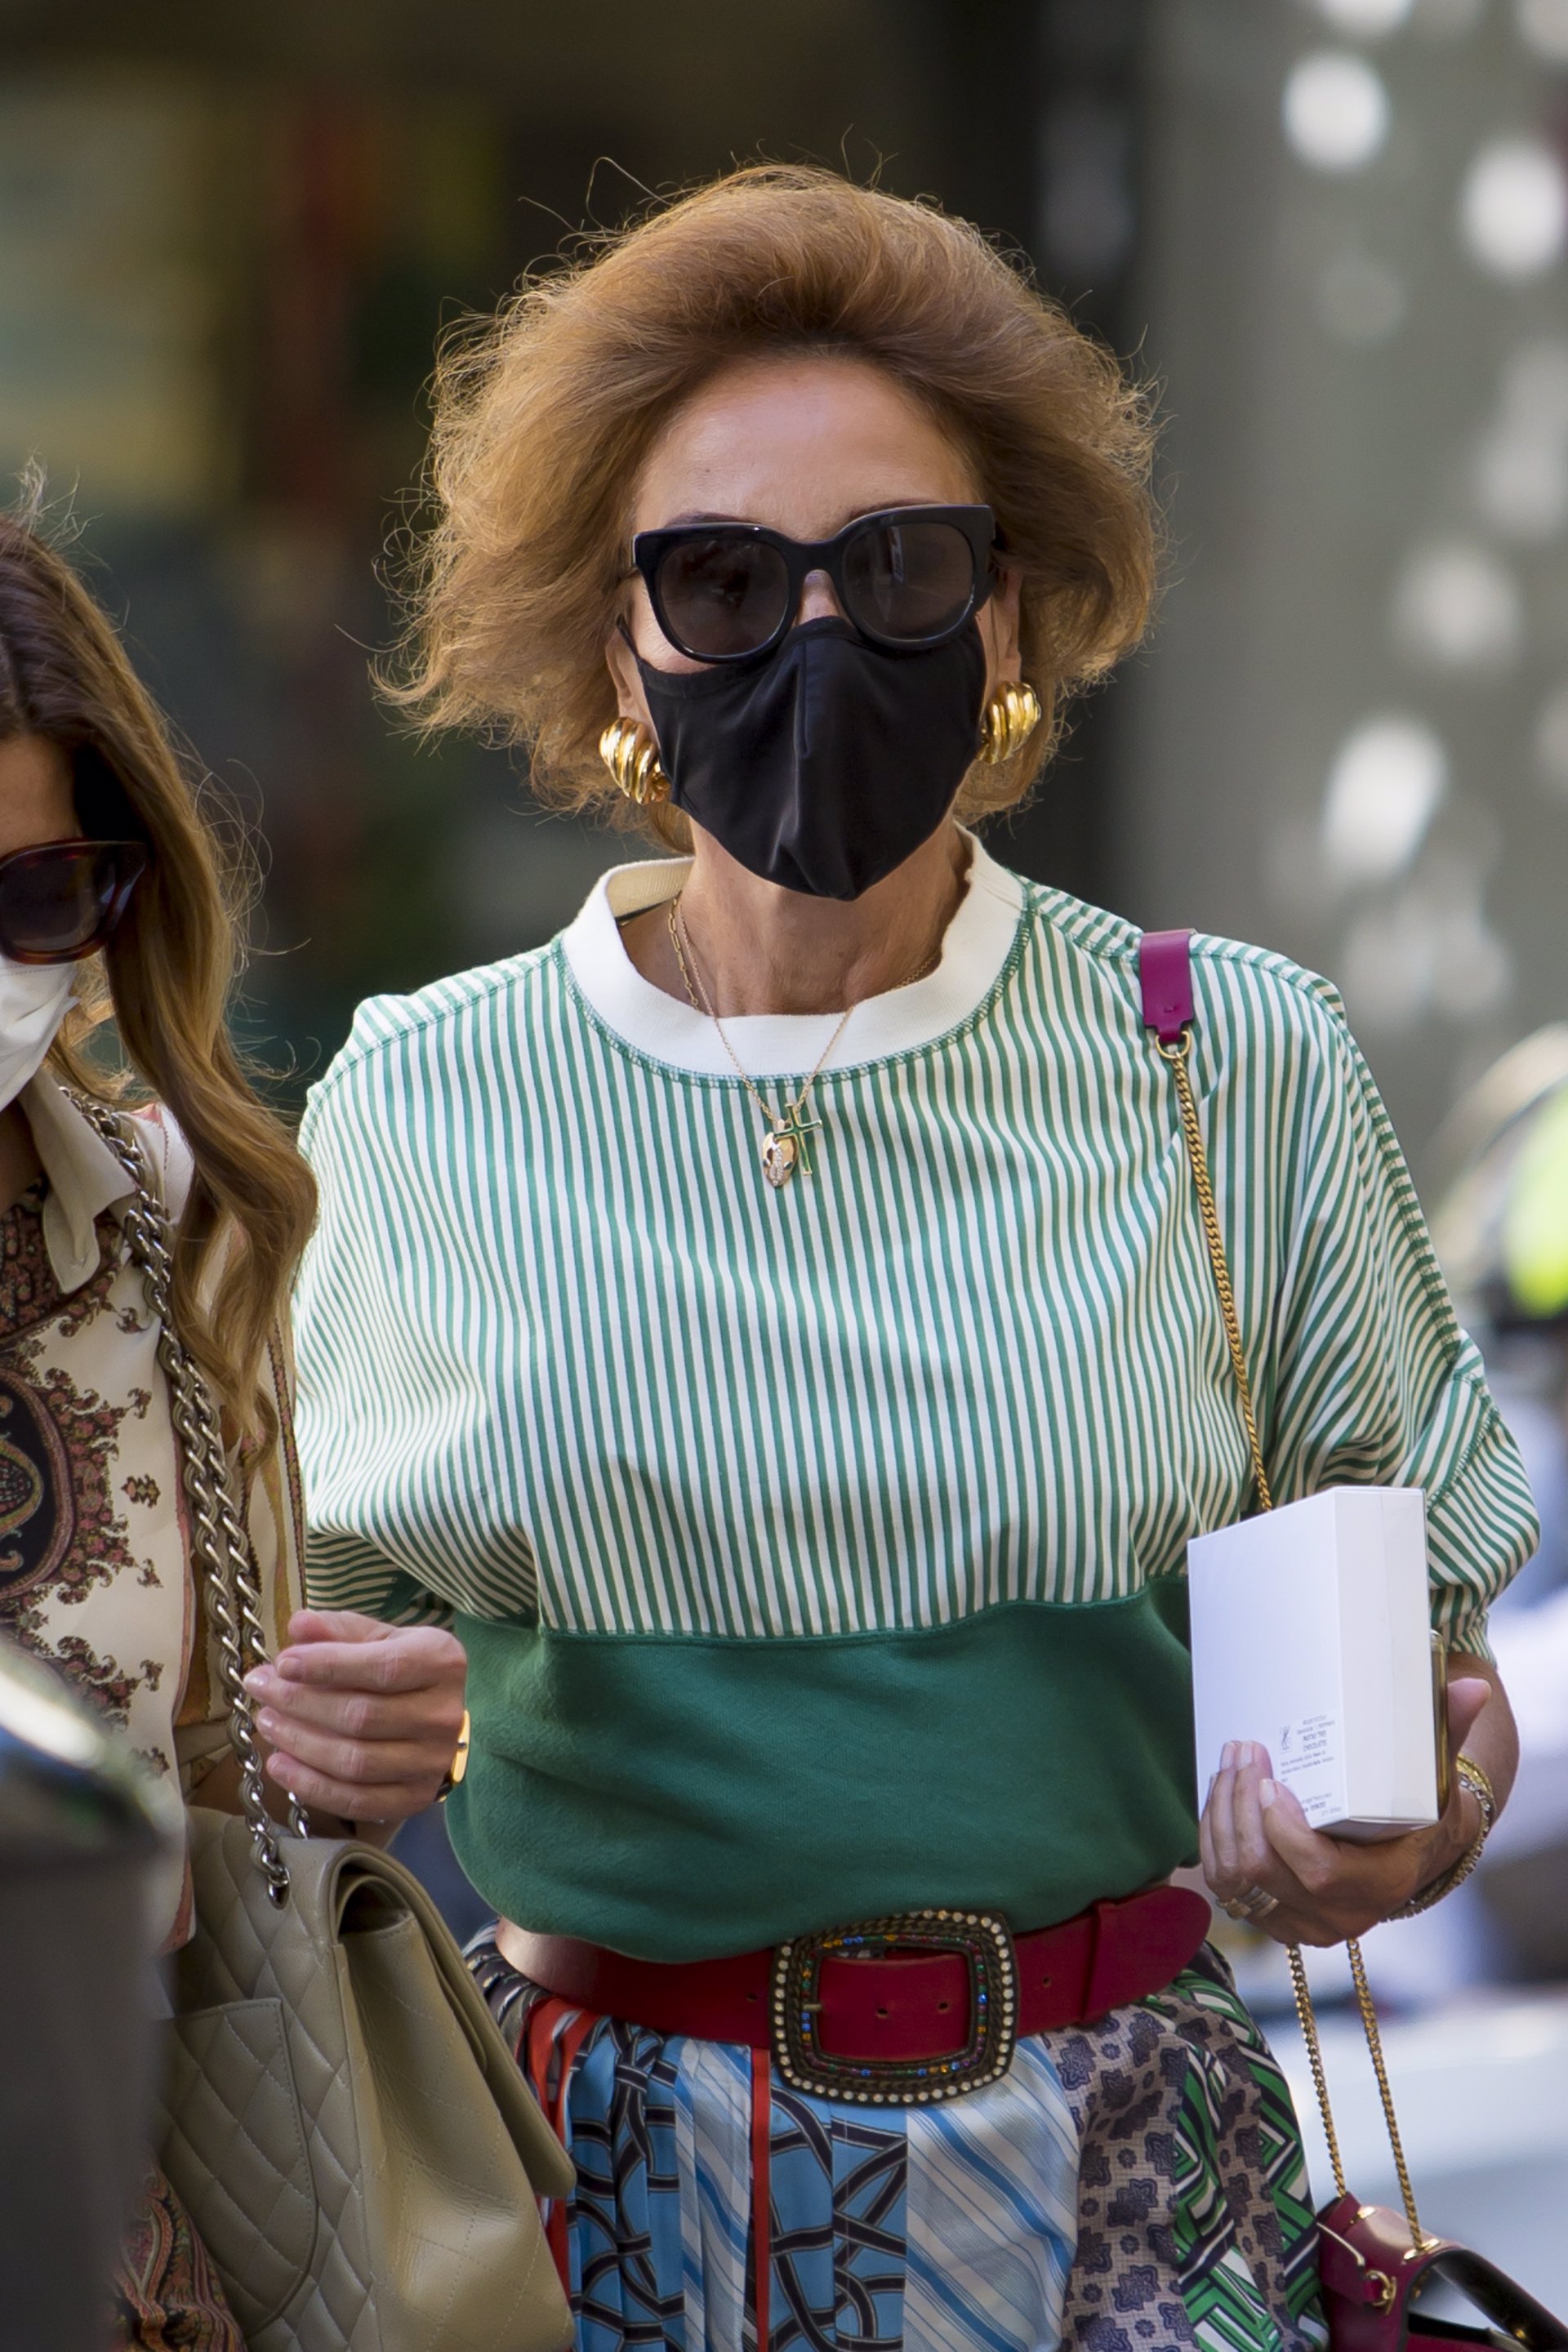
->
xmin=0 ymin=1073 xmax=304 ymax=1946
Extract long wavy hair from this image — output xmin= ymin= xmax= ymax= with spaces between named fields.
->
xmin=0 ymin=494 xmax=316 ymax=1447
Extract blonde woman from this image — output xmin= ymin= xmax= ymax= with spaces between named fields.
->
xmin=296 ymin=172 xmax=1533 ymax=2352
xmin=0 ymin=500 xmax=467 ymax=2348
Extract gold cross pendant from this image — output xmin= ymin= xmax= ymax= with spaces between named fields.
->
xmin=760 ymin=1101 xmax=823 ymax=1189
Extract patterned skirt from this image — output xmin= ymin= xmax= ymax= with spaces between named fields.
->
xmin=469 ymin=1930 xmax=1326 ymax=2352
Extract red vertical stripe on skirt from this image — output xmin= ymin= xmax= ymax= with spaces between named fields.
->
xmin=751 ymin=2047 xmax=773 ymax=2351
xmin=525 ymin=1997 xmax=599 ymax=2297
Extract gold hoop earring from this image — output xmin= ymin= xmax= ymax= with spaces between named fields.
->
xmin=599 ymin=717 xmax=670 ymax=806
xmin=978 ymin=679 xmax=1043 ymax=767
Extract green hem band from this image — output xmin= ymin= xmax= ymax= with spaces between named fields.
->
xmin=447 ymin=1588 xmax=1200 ymax=1962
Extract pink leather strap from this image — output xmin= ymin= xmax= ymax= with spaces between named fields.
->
xmin=1139 ymin=929 xmax=1195 ymax=1045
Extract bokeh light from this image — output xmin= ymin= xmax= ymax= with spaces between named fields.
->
xmin=1394 ymin=540 xmax=1526 ymax=671
xmin=1316 ymin=0 xmax=1415 ymax=33
xmin=1535 ymin=684 xmax=1568 ymax=797
xmin=1323 ymin=716 xmax=1449 ymax=883
xmin=1459 ymin=137 xmax=1568 ymax=278
xmin=1283 ymin=52 xmax=1392 ymax=173
xmin=1474 ymin=341 xmax=1568 ymax=534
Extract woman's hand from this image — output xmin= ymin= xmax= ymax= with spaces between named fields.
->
xmin=1200 ymin=1674 xmax=1495 ymax=1945
xmin=243 ymin=1608 xmax=468 ymax=1832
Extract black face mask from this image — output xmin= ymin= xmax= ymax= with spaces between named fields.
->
xmin=633 ymin=616 xmax=990 ymax=901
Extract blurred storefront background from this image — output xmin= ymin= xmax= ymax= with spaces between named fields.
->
xmin=1127 ymin=0 xmax=1568 ymax=1187
xmin=0 ymin=0 xmax=1098 ymax=1094
xmin=5 ymin=0 xmax=1568 ymax=2297
xmin=2 ymin=1 xmax=1564 ymax=1181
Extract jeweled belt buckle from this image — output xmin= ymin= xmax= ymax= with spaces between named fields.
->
xmin=769 ymin=1908 xmax=1018 ymax=2106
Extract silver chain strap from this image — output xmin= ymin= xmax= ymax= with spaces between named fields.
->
xmin=78 ymin=1098 xmax=309 ymax=1903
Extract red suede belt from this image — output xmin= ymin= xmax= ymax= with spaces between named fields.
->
xmin=514 ymin=1882 xmax=1211 ymax=2069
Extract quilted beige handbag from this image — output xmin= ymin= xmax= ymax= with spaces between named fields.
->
xmin=81 ymin=1103 xmax=575 ymax=2352
xmin=159 ymin=1811 xmax=573 ymax=2350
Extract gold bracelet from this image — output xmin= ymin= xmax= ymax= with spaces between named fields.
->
xmin=437 ymin=1709 xmax=471 ymax=1804
xmin=1387 ymin=1751 xmax=1496 ymax=1920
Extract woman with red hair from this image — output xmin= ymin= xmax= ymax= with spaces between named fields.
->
xmin=294 ymin=168 xmax=1533 ymax=2351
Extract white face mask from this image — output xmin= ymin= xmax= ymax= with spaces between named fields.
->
xmin=0 ymin=956 xmax=76 ymax=1114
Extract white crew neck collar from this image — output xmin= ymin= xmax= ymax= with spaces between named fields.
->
xmin=559 ymin=830 xmax=1025 ymax=1079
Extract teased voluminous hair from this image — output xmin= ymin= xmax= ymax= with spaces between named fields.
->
xmin=385 ymin=163 xmax=1159 ymax=844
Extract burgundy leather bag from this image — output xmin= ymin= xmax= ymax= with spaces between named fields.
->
xmin=1316 ymin=2193 xmax=1566 ymax=2352
xmin=1141 ymin=928 xmax=1568 ymax=2352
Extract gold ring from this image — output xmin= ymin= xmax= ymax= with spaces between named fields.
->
xmin=1223 ymin=1886 xmax=1279 ymax=1922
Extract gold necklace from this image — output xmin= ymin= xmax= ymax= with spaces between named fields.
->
xmin=667 ymin=897 xmax=939 ymax=1191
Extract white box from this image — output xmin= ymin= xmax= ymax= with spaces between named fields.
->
xmin=1187 ymin=1486 xmax=1440 ymax=1838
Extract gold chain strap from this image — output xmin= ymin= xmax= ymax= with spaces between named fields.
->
xmin=1156 ymin=1035 xmax=1272 ymax=1513
xmin=1155 ymin=1027 xmax=1431 ymax=2247
xmin=1285 ymin=1943 xmax=1346 ymax=2199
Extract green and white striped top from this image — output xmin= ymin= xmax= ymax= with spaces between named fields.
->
xmin=295 ymin=836 xmax=1537 ymax=1959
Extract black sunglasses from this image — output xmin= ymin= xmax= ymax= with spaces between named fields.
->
xmin=0 ymin=839 xmax=147 ymax=965
xmin=629 ymin=503 xmax=998 ymax=664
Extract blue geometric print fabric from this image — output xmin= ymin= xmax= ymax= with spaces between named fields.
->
xmin=902 ymin=2043 xmax=1076 ymax=2351
xmin=469 ymin=1934 xmax=1325 ymax=2352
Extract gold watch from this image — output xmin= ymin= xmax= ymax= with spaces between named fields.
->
xmin=437 ymin=1709 xmax=471 ymax=1803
